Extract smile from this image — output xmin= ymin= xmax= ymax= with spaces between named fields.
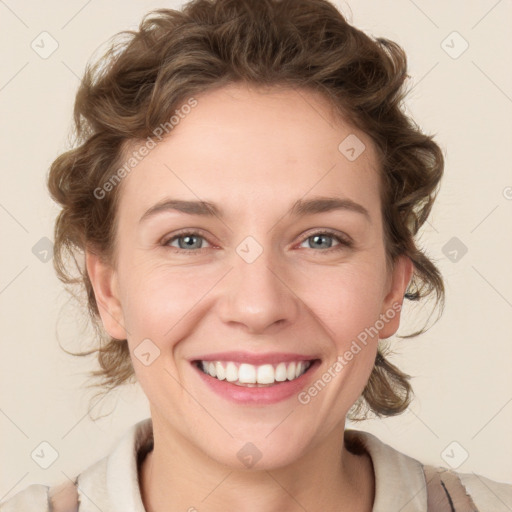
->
xmin=197 ymin=360 xmax=313 ymax=387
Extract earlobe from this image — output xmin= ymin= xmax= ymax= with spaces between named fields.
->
xmin=85 ymin=250 xmax=127 ymax=340
xmin=379 ymin=256 xmax=414 ymax=339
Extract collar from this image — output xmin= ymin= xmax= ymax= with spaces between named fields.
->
xmin=345 ymin=428 xmax=427 ymax=511
xmin=77 ymin=418 xmax=427 ymax=512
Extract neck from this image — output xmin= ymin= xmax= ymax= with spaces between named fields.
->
xmin=139 ymin=420 xmax=375 ymax=512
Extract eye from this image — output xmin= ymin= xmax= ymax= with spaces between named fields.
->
xmin=161 ymin=229 xmax=352 ymax=254
xmin=163 ymin=230 xmax=212 ymax=252
xmin=298 ymin=230 xmax=352 ymax=252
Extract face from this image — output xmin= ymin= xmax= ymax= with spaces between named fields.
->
xmin=87 ymin=83 xmax=412 ymax=469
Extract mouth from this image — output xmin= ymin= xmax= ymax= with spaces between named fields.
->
xmin=190 ymin=351 xmax=322 ymax=404
xmin=194 ymin=359 xmax=317 ymax=387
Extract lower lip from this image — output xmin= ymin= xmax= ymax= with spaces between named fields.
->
xmin=192 ymin=360 xmax=321 ymax=405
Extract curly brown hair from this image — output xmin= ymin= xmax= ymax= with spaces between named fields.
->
xmin=48 ymin=0 xmax=444 ymax=420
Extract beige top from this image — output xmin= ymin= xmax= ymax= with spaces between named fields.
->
xmin=1 ymin=417 xmax=511 ymax=511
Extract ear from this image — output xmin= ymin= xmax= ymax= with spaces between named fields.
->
xmin=378 ymin=255 xmax=414 ymax=339
xmin=85 ymin=250 xmax=127 ymax=340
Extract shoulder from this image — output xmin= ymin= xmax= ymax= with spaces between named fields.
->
xmin=0 ymin=479 xmax=80 ymax=512
xmin=457 ymin=470 xmax=512 ymax=511
xmin=423 ymin=464 xmax=512 ymax=511
xmin=1 ymin=418 xmax=152 ymax=512
xmin=0 ymin=484 xmax=50 ymax=512
xmin=345 ymin=428 xmax=512 ymax=511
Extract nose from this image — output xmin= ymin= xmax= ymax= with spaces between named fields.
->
xmin=216 ymin=247 xmax=300 ymax=335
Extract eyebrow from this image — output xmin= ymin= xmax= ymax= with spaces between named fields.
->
xmin=139 ymin=196 xmax=371 ymax=223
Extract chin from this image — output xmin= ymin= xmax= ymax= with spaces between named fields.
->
xmin=200 ymin=425 xmax=317 ymax=471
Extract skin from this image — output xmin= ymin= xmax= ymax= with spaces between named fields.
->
xmin=87 ymin=83 xmax=413 ymax=512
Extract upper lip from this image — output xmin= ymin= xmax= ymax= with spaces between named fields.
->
xmin=191 ymin=351 xmax=319 ymax=365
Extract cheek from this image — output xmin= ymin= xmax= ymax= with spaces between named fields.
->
xmin=300 ymin=260 xmax=388 ymax=345
xmin=118 ymin=261 xmax=221 ymax=343
xmin=117 ymin=265 xmax=212 ymax=400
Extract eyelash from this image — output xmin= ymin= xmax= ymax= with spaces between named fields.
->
xmin=161 ymin=229 xmax=353 ymax=255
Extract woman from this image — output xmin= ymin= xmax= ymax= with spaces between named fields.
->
xmin=2 ymin=0 xmax=510 ymax=510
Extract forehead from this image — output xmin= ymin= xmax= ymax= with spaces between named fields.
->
xmin=117 ymin=84 xmax=381 ymax=221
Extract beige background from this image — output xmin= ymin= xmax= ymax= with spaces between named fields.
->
xmin=1 ymin=0 xmax=511 ymax=501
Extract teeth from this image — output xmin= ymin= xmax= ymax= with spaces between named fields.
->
xmin=275 ymin=362 xmax=287 ymax=382
xmin=226 ymin=362 xmax=238 ymax=382
xmin=286 ymin=362 xmax=296 ymax=381
xmin=198 ymin=360 xmax=312 ymax=385
xmin=257 ymin=364 xmax=274 ymax=384
xmin=238 ymin=363 xmax=256 ymax=384
xmin=215 ymin=361 xmax=226 ymax=380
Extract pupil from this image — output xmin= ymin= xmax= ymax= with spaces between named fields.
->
xmin=182 ymin=235 xmax=199 ymax=249
xmin=312 ymin=234 xmax=331 ymax=248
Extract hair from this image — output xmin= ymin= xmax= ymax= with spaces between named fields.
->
xmin=48 ymin=0 xmax=445 ymax=420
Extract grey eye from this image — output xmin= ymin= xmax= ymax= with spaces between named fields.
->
xmin=167 ymin=233 xmax=209 ymax=250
